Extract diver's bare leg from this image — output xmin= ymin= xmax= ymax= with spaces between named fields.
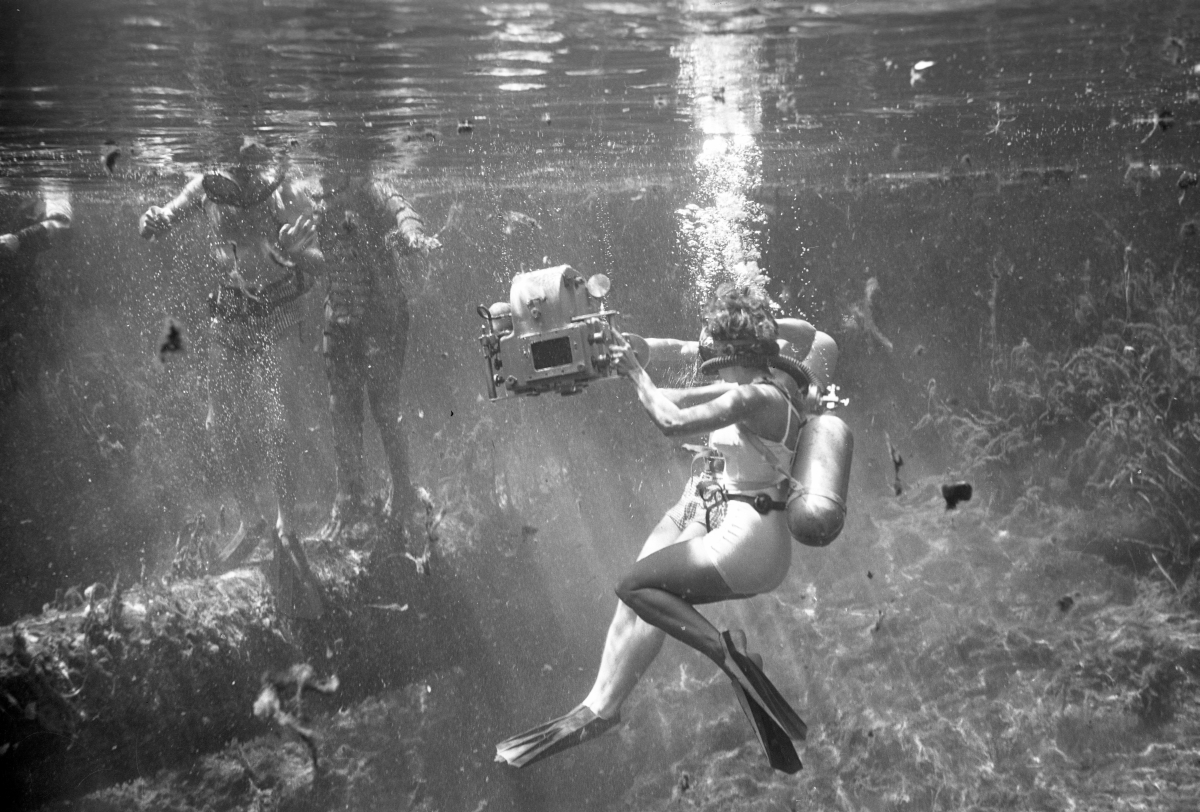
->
xmin=582 ymin=514 xmax=703 ymax=718
xmin=582 ymin=602 xmax=665 ymax=719
xmin=614 ymin=536 xmax=739 ymax=665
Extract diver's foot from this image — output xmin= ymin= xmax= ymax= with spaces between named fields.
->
xmin=214 ymin=518 xmax=270 ymax=573
xmin=314 ymin=495 xmax=373 ymax=544
xmin=726 ymin=635 xmax=803 ymax=773
xmin=495 ymin=705 xmax=620 ymax=768
xmin=720 ymin=630 xmax=808 ymax=741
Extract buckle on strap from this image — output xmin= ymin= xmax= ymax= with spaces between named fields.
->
xmin=725 ymin=491 xmax=787 ymax=515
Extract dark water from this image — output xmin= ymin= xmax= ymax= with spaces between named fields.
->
xmin=3 ymin=1 xmax=1200 ymax=810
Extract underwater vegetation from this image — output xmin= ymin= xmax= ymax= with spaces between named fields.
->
xmin=915 ymin=247 xmax=1200 ymax=582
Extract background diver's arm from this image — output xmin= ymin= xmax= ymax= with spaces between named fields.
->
xmin=138 ymin=175 xmax=206 ymax=240
xmin=0 ymin=184 xmax=73 ymax=255
xmin=369 ymin=179 xmax=442 ymax=256
xmin=273 ymin=181 xmax=324 ymax=271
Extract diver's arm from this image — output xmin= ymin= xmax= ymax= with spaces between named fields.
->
xmin=370 ymin=180 xmax=442 ymax=256
xmin=139 ymin=175 xmax=206 ymax=239
xmin=659 ymin=381 xmax=738 ymax=407
xmin=614 ymin=336 xmax=766 ymax=436
xmin=0 ymin=187 xmax=73 ymax=255
xmin=624 ymin=366 xmax=766 ymax=437
xmin=641 ymin=337 xmax=697 ymax=373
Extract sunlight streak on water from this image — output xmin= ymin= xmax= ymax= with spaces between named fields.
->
xmin=675 ymin=20 xmax=767 ymax=302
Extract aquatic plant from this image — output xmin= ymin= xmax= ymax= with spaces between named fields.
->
xmin=915 ymin=253 xmax=1200 ymax=577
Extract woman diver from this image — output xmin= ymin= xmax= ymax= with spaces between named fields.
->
xmin=496 ymin=278 xmax=849 ymax=773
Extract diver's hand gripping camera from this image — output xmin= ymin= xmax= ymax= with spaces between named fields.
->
xmin=477 ymin=265 xmax=645 ymax=400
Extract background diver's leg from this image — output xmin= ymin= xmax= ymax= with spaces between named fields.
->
xmin=363 ymin=291 xmax=414 ymax=521
xmin=614 ymin=534 xmax=742 ymax=666
xmin=582 ymin=514 xmax=706 ymax=719
xmin=323 ymin=314 xmax=367 ymax=520
xmin=261 ymin=341 xmax=300 ymax=537
xmin=206 ymin=334 xmax=264 ymax=530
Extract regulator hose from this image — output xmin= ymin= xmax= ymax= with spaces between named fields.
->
xmin=765 ymin=354 xmax=816 ymax=392
xmin=698 ymin=353 xmax=768 ymax=376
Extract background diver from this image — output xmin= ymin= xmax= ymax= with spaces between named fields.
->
xmin=138 ymin=142 xmax=321 ymax=593
xmin=496 ymin=278 xmax=850 ymax=773
xmin=305 ymin=166 xmax=442 ymax=541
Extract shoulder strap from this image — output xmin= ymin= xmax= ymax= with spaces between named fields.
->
xmin=738 ymin=378 xmax=805 ymax=490
xmin=738 ymin=428 xmax=801 ymax=490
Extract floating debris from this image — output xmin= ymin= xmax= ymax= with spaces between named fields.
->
xmin=253 ymin=664 xmax=340 ymax=781
xmin=671 ymin=771 xmax=692 ymax=801
xmin=941 ymin=482 xmax=973 ymax=510
xmin=457 ymin=118 xmax=473 ymax=133
xmin=886 ymin=433 xmax=904 ymax=496
xmin=1057 ymin=594 xmax=1075 ymax=613
xmin=844 ymin=277 xmax=893 ymax=353
xmin=405 ymin=487 xmax=445 ymax=576
xmin=1137 ymin=108 xmax=1174 ymax=143
xmin=101 ymin=141 xmax=120 ymax=175
xmin=986 ymin=101 xmax=1016 ymax=136
xmin=435 ymin=200 xmax=463 ymax=238
xmin=368 ymin=603 xmax=410 ymax=612
xmin=912 ymin=344 xmax=926 ymax=357
xmin=712 ymin=86 xmax=725 ymax=102
xmin=1162 ymin=36 xmax=1186 ymax=65
xmin=1180 ymin=219 xmax=1199 ymax=239
xmin=500 ymin=210 xmax=540 ymax=235
xmin=158 ymin=317 xmax=185 ymax=362
xmin=910 ymin=59 xmax=934 ymax=86
xmin=540 ymin=111 xmax=552 ymax=125
xmin=1178 ymin=170 xmax=1197 ymax=204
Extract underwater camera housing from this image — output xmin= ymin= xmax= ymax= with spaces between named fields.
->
xmin=478 ymin=265 xmax=644 ymax=400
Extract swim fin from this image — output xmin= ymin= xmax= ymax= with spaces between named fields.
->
xmin=720 ymin=630 xmax=807 ymax=741
xmin=215 ymin=520 xmax=257 ymax=572
xmin=730 ymin=670 xmax=803 ymax=773
xmin=495 ymin=705 xmax=618 ymax=768
xmin=268 ymin=530 xmax=324 ymax=619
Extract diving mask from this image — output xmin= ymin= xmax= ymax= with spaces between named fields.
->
xmin=697 ymin=325 xmax=778 ymax=372
xmin=202 ymin=164 xmax=285 ymax=208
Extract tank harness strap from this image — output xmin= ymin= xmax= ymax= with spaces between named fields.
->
xmin=727 ymin=493 xmax=788 ymax=513
xmin=694 ymin=480 xmax=786 ymax=531
xmin=735 ymin=377 xmax=806 ymax=492
xmin=743 ymin=378 xmax=849 ymax=512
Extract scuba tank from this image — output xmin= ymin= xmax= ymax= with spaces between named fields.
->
xmin=787 ymin=414 xmax=853 ymax=547
xmin=786 ymin=333 xmax=852 ymax=548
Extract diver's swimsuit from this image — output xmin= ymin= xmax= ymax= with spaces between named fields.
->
xmin=685 ymin=381 xmax=806 ymax=595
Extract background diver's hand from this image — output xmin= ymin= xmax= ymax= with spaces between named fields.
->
xmin=278 ymin=213 xmax=319 ymax=256
xmin=138 ymin=206 xmax=173 ymax=240
xmin=0 ymin=233 xmax=18 ymax=255
xmin=384 ymin=228 xmax=442 ymax=257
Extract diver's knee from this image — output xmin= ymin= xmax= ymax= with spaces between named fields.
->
xmin=614 ymin=576 xmax=638 ymax=607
